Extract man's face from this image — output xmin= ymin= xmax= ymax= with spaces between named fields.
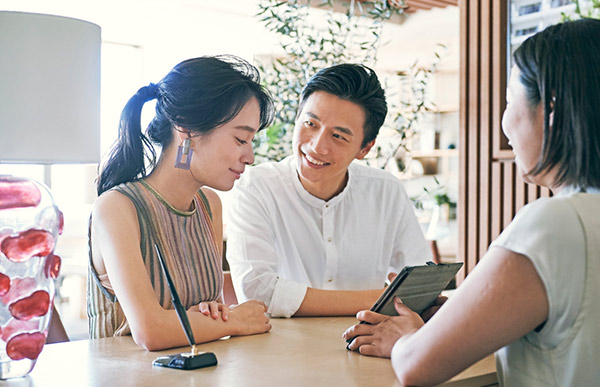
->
xmin=292 ymin=91 xmax=374 ymax=200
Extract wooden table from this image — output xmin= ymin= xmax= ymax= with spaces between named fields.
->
xmin=17 ymin=317 xmax=496 ymax=386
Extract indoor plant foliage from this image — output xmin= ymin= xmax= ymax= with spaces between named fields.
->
xmin=564 ymin=0 xmax=600 ymax=19
xmin=253 ymin=0 xmax=434 ymax=168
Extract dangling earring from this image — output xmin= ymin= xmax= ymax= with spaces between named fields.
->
xmin=174 ymin=137 xmax=194 ymax=170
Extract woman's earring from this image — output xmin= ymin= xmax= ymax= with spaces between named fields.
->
xmin=174 ymin=137 xmax=193 ymax=170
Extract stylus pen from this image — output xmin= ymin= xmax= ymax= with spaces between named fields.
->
xmin=154 ymin=244 xmax=199 ymax=355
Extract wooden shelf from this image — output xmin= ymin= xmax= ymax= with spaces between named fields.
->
xmin=411 ymin=149 xmax=458 ymax=158
xmin=430 ymin=105 xmax=458 ymax=113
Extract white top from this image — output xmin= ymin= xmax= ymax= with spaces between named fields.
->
xmin=490 ymin=188 xmax=600 ymax=386
xmin=226 ymin=156 xmax=430 ymax=317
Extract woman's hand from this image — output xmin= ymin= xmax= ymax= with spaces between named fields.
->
xmin=343 ymin=297 xmax=424 ymax=358
xmin=228 ymin=300 xmax=272 ymax=336
xmin=192 ymin=301 xmax=230 ymax=321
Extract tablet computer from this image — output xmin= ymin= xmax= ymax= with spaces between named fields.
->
xmin=371 ymin=261 xmax=462 ymax=316
xmin=346 ymin=261 xmax=463 ymax=346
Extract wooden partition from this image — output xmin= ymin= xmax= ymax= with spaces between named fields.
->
xmin=457 ymin=0 xmax=550 ymax=282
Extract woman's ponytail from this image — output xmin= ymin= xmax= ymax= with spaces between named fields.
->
xmin=96 ymin=84 xmax=158 ymax=195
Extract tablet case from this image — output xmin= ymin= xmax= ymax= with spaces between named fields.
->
xmin=373 ymin=261 xmax=463 ymax=316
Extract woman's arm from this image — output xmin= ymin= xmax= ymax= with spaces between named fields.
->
xmin=391 ymin=247 xmax=548 ymax=386
xmin=92 ymin=191 xmax=270 ymax=351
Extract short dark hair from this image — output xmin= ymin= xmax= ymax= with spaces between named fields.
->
xmin=97 ymin=55 xmax=274 ymax=195
xmin=299 ymin=64 xmax=387 ymax=147
xmin=513 ymin=18 xmax=600 ymax=189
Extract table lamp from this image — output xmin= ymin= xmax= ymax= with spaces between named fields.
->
xmin=0 ymin=11 xmax=101 ymax=177
xmin=0 ymin=11 xmax=100 ymax=379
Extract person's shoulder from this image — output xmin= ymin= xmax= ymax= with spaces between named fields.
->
xmin=349 ymin=162 xmax=407 ymax=195
xmin=92 ymin=187 xmax=137 ymax=225
xmin=245 ymin=159 xmax=285 ymax=176
xmin=523 ymin=192 xmax=600 ymax=225
xmin=237 ymin=158 xmax=292 ymax=189
xmin=95 ymin=185 xmax=133 ymax=208
xmin=350 ymin=161 xmax=403 ymax=184
xmin=516 ymin=195 xmax=579 ymax=223
xmin=505 ymin=195 xmax=584 ymax=243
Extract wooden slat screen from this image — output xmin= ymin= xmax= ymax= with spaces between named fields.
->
xmin=457 ymin=0 xmax=551 ymax=282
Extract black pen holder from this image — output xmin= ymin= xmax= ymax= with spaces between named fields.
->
xmin=153 ymin=351 xmax=217 ymax=370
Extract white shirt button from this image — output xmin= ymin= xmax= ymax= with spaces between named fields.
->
xmin=327 ymin=237 xmax=332 ymax=242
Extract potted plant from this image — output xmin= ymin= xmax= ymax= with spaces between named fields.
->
xmin=253 ymin=0 xmax=440 ymax=171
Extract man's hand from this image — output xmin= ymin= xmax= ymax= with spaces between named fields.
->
xmin=343 ymin=297 xmax=424 ymax=358
xmin=387 ymin=272 xmax=398 ymax=283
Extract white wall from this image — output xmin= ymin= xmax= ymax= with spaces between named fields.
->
xmin=0 ymin=0 xmax=278 ymax=64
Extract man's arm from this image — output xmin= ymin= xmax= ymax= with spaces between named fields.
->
xmin=295 ymin=272 xmax=402 ymax=316
xmin=227 ymin=174 xmax=388 ymax=317
xmin=226 ymin=180 xmax=308 ymax=317
xmin=228 ymin=190 xmax=386 ymax=317
xmin=389 ymin=186 xmax=432 ymax=270
xmin=294 ymin=287 xmax=383 ymax=316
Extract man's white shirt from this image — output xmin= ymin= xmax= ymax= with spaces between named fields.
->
xmin=226 ymin=156 xmax=430 ymax=317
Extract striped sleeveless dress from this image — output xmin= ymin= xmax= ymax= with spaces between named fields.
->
xmin=87 ymin=180 xmax=223 ymax=339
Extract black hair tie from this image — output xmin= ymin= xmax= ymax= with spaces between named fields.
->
xmin=136 ymin=83 xmax=158 ymax=102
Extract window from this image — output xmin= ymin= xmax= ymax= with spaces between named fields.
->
xmin=551 ymin=0 xmax=572 ymax=7
xmin=515 ymin=26 xmax=539 ymax=36
xmin=518 ymin=2 xmax=542 ymax=16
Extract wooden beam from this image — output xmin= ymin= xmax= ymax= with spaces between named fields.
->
xmin=408 ymin=0 xmax=450 ymax=8
xmin=435 ymin=0 xmax=459 ymax=5
xmin=310 ymin=1 xmax=410 ymax=24
xmin=405 ymin=3 xmax=433 ymax=11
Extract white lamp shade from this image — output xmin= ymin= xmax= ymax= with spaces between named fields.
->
xmin=0 ymin=12 xmax=101 ymax=164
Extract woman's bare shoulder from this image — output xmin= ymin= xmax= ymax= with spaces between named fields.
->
xmin=92 ymin=190 xmax=137 ymax=225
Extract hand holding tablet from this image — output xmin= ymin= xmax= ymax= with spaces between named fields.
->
xmin=346 ymin=261 xmax=463 ymax=348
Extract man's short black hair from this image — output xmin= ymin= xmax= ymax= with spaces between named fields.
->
xmin=299 ymin=64 xmax=387 ymax=148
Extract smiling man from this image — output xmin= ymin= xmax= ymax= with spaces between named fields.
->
xmin=226 ymin=64 xmax=430 ymax=317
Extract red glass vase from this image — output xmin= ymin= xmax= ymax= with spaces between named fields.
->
xmin=0 ymin=176 xmax=62 ymax=379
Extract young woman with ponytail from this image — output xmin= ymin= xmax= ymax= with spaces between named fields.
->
xmin=87 ymin=55 xmax=274 ymax=350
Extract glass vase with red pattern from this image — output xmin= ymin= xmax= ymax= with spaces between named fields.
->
xmin=0 ymin=176 xmax=62 ymax=379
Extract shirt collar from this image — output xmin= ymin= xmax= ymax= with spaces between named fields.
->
xmin=557 ymin=185 xmax=600 ymax=197
xmin=286 ymin=156 xmax=353 ymax=209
